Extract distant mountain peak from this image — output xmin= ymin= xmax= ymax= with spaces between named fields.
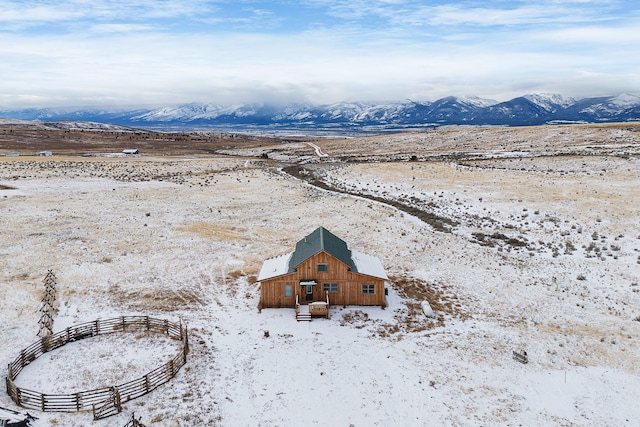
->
xmin=523 ymin=93 xmax=576 ymax=111
xmin=457 ymin=95 xmax=499 ymax=108
xmin=609 ymin=93 xmax=640 ymax=108
xmin=2 ymin=93 xmax=639 ymax=129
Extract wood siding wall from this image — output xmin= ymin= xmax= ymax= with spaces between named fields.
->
xmin=260 ymin=251 xmax=385 ymax=308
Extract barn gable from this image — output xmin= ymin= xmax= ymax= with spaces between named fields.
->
xmin=287 ymin=226 xmax=356 ymax=273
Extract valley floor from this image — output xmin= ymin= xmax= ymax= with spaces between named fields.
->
xmin=1 ymin=126 xmax=639 ymax=426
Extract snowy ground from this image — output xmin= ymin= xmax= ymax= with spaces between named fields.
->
xmin=1 ymin=125 xmax=639 ymax=426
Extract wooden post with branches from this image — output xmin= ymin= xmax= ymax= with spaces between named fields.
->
xmin=38 ymin=270 xmax=58 ymax=339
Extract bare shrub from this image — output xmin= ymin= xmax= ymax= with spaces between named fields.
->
xmin=564 ymin=240 xmax=576 ymax=254
xmin=340 ymin=310 xmax=370 ymax=328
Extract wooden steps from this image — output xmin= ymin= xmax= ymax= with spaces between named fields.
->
xmin=296 ymin=305 xmax=311 ymax=321
xmin=296 ymin=312 xmax=312 ymax=322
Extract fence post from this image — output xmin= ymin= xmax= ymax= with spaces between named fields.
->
xmin=121 ymin=316 xmax=126 ymax=331
xmin=184 ymin=325 xmax=189 ymax=355
xmin=144 ymin=374 xmax=149 ymax=393
xmin=76 ymin=392 xmax=81 ymax=411
xmin=41 ymin=335 xmax=50 ymax=353
xmin=41 ymin=392 xmax=46 ymax=411
xmin=114 ymin=387 xmax=122 ymax=413
xmin=5 ymin=377 xmax=11 ymax=400
xmin=145 ymin=316 xmax=150 ymax=331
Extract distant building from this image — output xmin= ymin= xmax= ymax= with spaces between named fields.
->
xmin=36 ymin=151 xmax=52 ymax=156
xmin=258 ymin=227 xmax=388 ymax=315
xmin=122 ymin=148 xmax=139 ymax=155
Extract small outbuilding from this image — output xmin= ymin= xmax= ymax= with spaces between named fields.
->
xmin=122 ymin=148 xmax=139 ymax=155
xmin=258 ymin=227 xmax=388 ymax=314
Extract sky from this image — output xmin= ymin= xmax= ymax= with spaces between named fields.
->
xmin=1 ymin=0 xmax=639 ymax=108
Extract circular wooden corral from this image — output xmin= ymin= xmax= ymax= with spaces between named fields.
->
xmin=5 ymin=316 xmax=189 ymax=417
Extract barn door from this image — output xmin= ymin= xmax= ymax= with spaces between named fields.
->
xmin=305 ymin=285 xmax=313 ymax=302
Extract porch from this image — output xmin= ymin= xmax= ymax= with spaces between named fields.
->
xmin=295 ymin=292 xmax=330 ymax=321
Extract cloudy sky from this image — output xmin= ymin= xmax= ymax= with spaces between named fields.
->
xmin=1 ymin=0 xmax=639 ymax=108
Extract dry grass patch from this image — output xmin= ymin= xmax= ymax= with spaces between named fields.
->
xmin=177 ymin=223 xmax=283 ymax=249
xmin=226 ymin=270 xmax=244 ymax=281
xmin=108 ymin=284 xmax=207 ymax=312
xmin=177 ymin=223 xmax=252 ymax=241
xmin=375 ymin=275 xmax=471 ymax=337
xmin=391 ymin=275 xmax=467 ymax=318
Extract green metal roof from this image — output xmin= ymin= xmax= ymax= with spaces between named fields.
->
xmin=287 ymin=227 xmax=357 ymax=273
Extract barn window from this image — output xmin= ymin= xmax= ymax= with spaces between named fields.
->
xmin=362 ymin=284 xmax=375 ymax=294
xmin=323 ymin=283 xmax=338 ymax=292
xmin=317 ymin=264 xmax=328 ymax=272
xmin=284 ymin=285 xmax=292 ymax=298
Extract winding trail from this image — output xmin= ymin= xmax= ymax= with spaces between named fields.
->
xmin=281 ymin=164 xmax=457 ymax=233
xmin=306 ymin=142 xmax=328 ymax=157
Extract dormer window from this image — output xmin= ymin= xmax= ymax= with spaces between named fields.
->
xmin=317 ymin=263 xmax=328 ymax=272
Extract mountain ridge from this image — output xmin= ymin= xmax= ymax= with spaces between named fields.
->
xmin=1 ymin=93 xmax=639 ymax=129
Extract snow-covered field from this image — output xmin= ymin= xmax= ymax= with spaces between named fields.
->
xmin=1 ymin=126 xmax=639 ymax=426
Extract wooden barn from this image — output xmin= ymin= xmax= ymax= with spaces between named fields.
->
xmin=257 ymin=227 xmax=388 ymax=319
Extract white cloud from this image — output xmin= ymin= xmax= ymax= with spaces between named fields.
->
xmin=308 ymin=0 xmax=615 ymax=28
xmin=0 ymin=0 xmax=638 ymax=107
xmin=411 ymin=5 xmax=594 ymax=26
xmin=0 ymin=4 xmax=81 ymax=30
xmin=0 ymin=0 xmax=214 ymax=25
xmin=534 ymin=23 xmax=640 ymax=44
xmin=1 ymin=24 xmax=636 ymax=107
xmin=89 ymin=24 xmax=157 ymax=34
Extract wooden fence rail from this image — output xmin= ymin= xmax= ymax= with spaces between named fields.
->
xmin=4 ymin=316 xmax=188 ymax=418
xmin=92 ymin=387 xmax=121 ymax=420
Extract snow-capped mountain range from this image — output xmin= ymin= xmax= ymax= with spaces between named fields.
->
xmin=2 ymin=93 xmax=639 ymax=129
